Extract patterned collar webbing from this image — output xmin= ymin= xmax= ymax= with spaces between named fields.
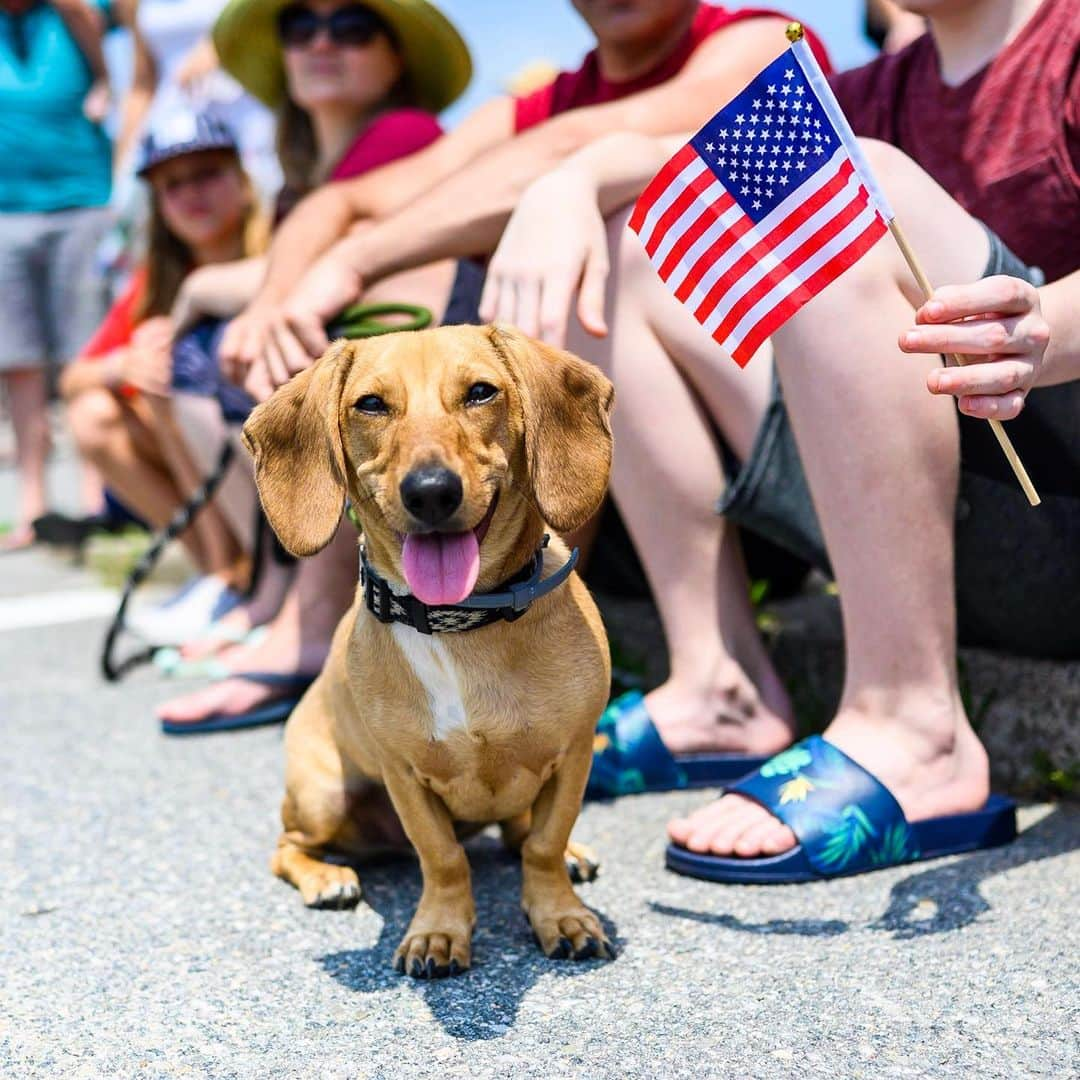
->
xmin=359 ymin=536 xmax=579 ymax=635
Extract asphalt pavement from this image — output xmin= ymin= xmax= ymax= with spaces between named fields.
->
xmin=2 ymin=542 xmax=1078 ymax=1079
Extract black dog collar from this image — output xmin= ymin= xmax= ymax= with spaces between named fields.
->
xmin=359 ymin=535 xmax=579 ymax=635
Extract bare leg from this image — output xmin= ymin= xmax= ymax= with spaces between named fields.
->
xmin=66 ymin=388 xmax=210 ymax=569
xmin=669 ymin=143 xmax=993 ymax=856
xmin=567 ymin=208 xmax=793 ymax=755
xmin=3 ymin=367 xmax=50 ymax=544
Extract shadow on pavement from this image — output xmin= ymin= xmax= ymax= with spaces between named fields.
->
xmin=650 ymin=804 xmax=1077 ymax=940
xmin=318 ymin=836 xmax=621 ymax=1041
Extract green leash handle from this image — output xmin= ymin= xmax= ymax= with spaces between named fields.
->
xmin=328 ymin=301 xmax=433 ymax=340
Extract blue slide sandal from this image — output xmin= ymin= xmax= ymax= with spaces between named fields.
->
xmin=665 ymin=735 xmax=1017 ymax=883
xmin=160 ymin=672 xmax=315 ymax=736
xmin=586 ymin=691 xmax=770 ymax=799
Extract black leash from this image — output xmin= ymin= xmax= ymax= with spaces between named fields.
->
xmin=101 ymin=440 xmax=234 ymax=682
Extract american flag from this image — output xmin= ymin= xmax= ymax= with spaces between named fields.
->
xmin=630 ymin=40 xmax=893 ymax=367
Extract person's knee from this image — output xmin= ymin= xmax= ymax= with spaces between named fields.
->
xmin=66 ymin=388 xmax=122 ymax=459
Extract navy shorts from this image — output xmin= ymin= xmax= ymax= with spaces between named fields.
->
xmin=171 ymin=319 xmax=254 ymax=424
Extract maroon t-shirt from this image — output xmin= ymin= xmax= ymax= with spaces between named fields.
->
xmin=830 ymin=0 xmax=1080 ymax=282
xmin=514 ymin=3 xmax=832 ymax=133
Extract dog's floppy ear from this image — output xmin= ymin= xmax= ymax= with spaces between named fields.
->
xmin=491 ymin=325 xmax=614 ymax=533
xmin=241 ymin=340 xmax=357 ymax=556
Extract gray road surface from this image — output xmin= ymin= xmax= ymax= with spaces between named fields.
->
xmin=2 ymin=544 xmax=1077 ymax=1079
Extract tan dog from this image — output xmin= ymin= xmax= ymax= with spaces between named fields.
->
xmin=242 ymin=324 xmax=615 ymax=978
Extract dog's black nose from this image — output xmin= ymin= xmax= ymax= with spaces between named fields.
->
xmin=400 ymin=467 xmax=464 ymax=527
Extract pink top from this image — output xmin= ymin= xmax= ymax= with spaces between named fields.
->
xmin=330 ymin=108 xmax=442 ymax=180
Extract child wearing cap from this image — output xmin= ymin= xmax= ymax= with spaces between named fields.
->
xmin=60 ymin=112 xmax=269 ymax=642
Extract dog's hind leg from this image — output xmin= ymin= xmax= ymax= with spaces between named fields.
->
xmin=500 ymin=812 xmax=600 ymax=884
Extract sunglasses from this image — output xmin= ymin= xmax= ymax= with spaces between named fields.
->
xmin=276 ymin=4 xmax=388 ymax=49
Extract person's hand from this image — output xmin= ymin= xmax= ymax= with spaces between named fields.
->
xmin=480 ymin=167 xmax=609 ymax=347
xmin=174 ymin=37 xmax=220 ymax=95
xmin=899 ymin=275 xmax=1050 ymax=420
xmin=253 ymin=254 xmax=365 ymax=393
xmin=220 ymin=303 xmax=277 ymax=387
xmin=119 ymin=329 xmax=173 ymax=397
xmin=131 ymin=315 xmax=173 ymax=351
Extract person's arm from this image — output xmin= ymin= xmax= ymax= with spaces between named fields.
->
xmin=898 ymin=272 xmax=1080 ymax=419
xmin=170 ymin=257 xmax=266 ymax=333
xmin=52 ymin=0 xmax=112 ymax=121
xmin=254 ymin=16 xmax=791 ymax=308
xmin=59 ymin=351 xmax=125 ymax=399
xmin=249 ymin=15 xmax=793 ymax=377
xmin=251 ymin=96 xmax=515 ymax=311
xmin=115 ymin=10 xmax=156 ymax=169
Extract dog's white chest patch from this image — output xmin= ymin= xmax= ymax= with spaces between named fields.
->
xmin=389 ymin=624 xmax=468 ymax=740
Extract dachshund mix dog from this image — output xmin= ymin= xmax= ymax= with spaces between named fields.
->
xmin=242 ymin=324 xmax=615 ymax=978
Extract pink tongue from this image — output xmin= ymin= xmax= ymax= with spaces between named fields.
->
xmin=401 ymin=530 xmax=480 ymax=605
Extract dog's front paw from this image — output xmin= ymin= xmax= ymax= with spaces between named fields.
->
xmin=393 ymin=926 xmax=472 ymax=979
xmin=528 ymin=898 xmax=613 ymax=962
xmin=300 ymin=864 xmax=362 ymax=910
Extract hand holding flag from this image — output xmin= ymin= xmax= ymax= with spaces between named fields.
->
xmin=630 ymin=22 xmax=1038 ymax=506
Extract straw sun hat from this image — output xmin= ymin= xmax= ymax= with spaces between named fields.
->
xmin=212 ymin=0 xmax=472 ymax=114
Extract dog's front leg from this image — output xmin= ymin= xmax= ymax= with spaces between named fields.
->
xmin=382 ymin=765 xmax=475 ymax=979
xmin=521 ymin=735 xmax=614 ymax=962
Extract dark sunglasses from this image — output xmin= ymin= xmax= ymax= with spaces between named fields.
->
xmin=276 ymin=4 xmax=388 ymax=49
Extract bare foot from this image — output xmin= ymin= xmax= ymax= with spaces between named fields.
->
xmin=668 ymin=699 xmax=990 ymax=859
xmin=0 ymin=523 xmax=36 ymax=553
xmin=157 ymin=604 xmax=331 ymax=724
xmin=647 ymin=653 xmax=796 ymax=758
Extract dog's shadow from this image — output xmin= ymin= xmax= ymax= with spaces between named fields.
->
xmin=318 ymin=835 xmax=620 ymax=1041
xmin=650 ymin=804 xmax=1077 ymax=940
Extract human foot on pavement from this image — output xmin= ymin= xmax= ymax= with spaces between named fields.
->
xmin=156 ymin=620 xmax=330 ymax=725
xmin=647 ymin=657 xmax=796 ymax=759
xmin=667 ymin=701 xmax=991 ymax=859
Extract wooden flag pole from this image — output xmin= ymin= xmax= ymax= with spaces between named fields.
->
xmin=785 ymin=22 xmax=1040 ymax=507
xmin=888 ymin=219 xmax=1040 ymax=507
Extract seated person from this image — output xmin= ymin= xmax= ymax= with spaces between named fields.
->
xmin=156 ymin=0 xmax=464 ymax=730
xmin=481 ymin=0 xmax=1079 ymax=877
xmin=159 ymin=0 xmax=833 ymax=732
xmin=61 ymin=112 xmax=267 ymax=642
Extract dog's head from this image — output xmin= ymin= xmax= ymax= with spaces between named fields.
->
xmin=242 ymin=324 xmax=614 ymax=604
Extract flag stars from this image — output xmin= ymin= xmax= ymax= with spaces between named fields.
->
xmin=752 ymin=199 xmax=762 ymax=210
xmin=782 ymin=83 xmax=792 ymax=95
xmin=735 ymin=113 xmax=745 ymax=124
xmin=765 ymin=188 xmax=774 ymax=198
xmin=779 ymin=175 xmax=789 ymax=185
xmin=813 ymin=145 xmax=824 ymax=156
xmin=741 ymin=186 xmax=750 ymax=195
xmin=796 ymin=85 xmax=805 ymax=96
xmin=785 ymin=68 xmax=795 ymax=79
xmin=717 ymin=157 xmax=726 ymax=167
xmin=796 ymin=160 xmax=806 ymax=170
xmin=767 ymin=84 xmax=777 ymax=94
xmin=752 ymin=99 xmax=762 ymax=109
xmin=705 ymin=142 xmax=714 ymax=153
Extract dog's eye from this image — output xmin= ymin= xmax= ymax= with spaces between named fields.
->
xmin=465 ymin=382 xmax=498 ymax=406
xmin=354 ymin=394 xmax=389 ymax=415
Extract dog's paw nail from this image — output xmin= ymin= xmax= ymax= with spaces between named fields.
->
xmin=449 ymin=959 xmax=463 ymax=976
xmin=410 ymin=958 xmax=425 ymax=979
xmin=394 ymin=955 xmax=406 ymax=974
xmin=573 ymin=939 xmax=598 ymax=961
xmin=549 ymin=936 xmax=573 ymax=960
xmin=425 ymin=957 xmax=438 ymax=979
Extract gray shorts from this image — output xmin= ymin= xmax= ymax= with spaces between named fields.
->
xmin=0 ymin=206 xmax=112 ymax=371
xmin=720 ymin=227 xmax=1080 ymax=659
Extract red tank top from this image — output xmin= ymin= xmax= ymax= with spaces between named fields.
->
xmin=830 ymin=0 xmax=1080 ymax=282
xmin=514 ymin=3 xmax=832 ymax=133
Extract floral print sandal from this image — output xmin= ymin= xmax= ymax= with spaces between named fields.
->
xmin=586 ymin=691 xmax=771 ymax=799
xmin=666 ymin=735 xmax=1017 ymax=883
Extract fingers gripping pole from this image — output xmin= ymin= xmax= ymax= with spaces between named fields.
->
xmin=888 ymin=219 xmax=1040 ymax=507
